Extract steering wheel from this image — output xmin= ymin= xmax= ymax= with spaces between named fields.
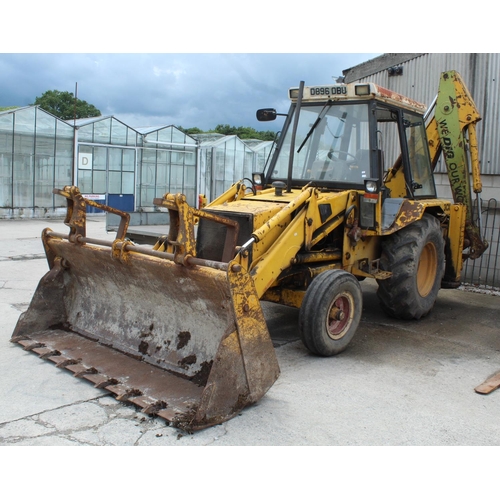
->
xmin=328 ymin=150 xmax=356 ymax=162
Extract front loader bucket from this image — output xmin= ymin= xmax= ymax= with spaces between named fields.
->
xmin=12 ymin=189 xmax=279 ymax=431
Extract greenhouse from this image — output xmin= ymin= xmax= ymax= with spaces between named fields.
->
xmin=0 ymin=106 xmax=275 ymax=219
xmin=0 ymin=106 xmax=74 ymax=217
xmin=74 ymin=116 xmax=140 ymax=212
xmin=195 ymin=133 xmax=258 ymax=201
xmin=135 ymin=125 xmax=197 ymax=208
xmin=244 ymin=139 xmax=275 ymax=175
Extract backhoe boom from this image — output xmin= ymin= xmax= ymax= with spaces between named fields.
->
xmin=427 ymin=70 xmax=488 ymax=259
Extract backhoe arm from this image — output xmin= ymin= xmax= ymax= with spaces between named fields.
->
xmin=427 ymin=70 xmax=488 ymax=259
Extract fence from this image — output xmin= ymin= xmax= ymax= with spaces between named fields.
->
xmin=462 ymin=198 xmax=500 ymax=289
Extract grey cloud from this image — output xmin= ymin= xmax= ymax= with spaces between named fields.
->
xmin=0 ymin=53 xmax=380 ymax=131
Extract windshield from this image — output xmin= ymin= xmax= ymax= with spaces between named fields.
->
xmin=270 ymin=103 xmax=371 ymax=184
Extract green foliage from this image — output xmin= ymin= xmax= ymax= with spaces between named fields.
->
xmin=0 ymin=106 xmax=18 ymax=112
xmin=178 ymin=126 xmax=204 ymax=136
xmin=211 ymin=124 xmax=276 ymax=141
xmin=179 ymin=124 xmax=276 ymax=141
xmin=32 ymin=90 xmax=101 ymax=120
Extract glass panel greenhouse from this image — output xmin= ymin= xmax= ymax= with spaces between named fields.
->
xmin=75 ymin=116 xmax=139 ymax=208
xmin=136 ymin=125 xmax=197 ymax=208
xmin=0 ymin=106 xmax=277 ymax=217
xmin=0 ymin=106 xmax=73 ymax=216
xmin=197 ymin=134 xmax=256 ymax=201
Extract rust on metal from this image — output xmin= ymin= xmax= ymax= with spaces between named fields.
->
xmin=153 ymin=193 xmax=240 ymax=264
xmin=382 ymin=200 xmax=425 ymax=234
xmin=375 ymin=85 xmax=427 ymax=113
xmin=11 ymin=186 xmax=279 ymax=431
xmin=465 ymin=224 xmax=489 ymax=260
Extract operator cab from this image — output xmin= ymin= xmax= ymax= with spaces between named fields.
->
xmin=257 ymin=82 xmax=437 ymax=199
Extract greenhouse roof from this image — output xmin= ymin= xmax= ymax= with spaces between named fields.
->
xmin=0 ymin=106 xmax=26 ymax=115
xmin=202 ymin=135 xmax=249 ymax=147
xmin=68 ymin=115 xmax=139 ymax=131
xmin=190 ymin=133 xmax=225 ymax=144
xmin=68 ymin=116 xmax=113 ymax=127
xmin=135 ymin=124 xmax=182 ymax=135
xmin=195 ymin=134 xmax=258 ymax=148
xmin=0 ymin=106 xmax=75 ymax=133
xmin=0 ymin=105 xmax=72 ymax=124
xmin=244 ymin=140 xmax=274 ymax=152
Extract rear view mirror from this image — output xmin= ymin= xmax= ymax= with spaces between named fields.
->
xmin=256 ymin=108 xmax=277 ymax=121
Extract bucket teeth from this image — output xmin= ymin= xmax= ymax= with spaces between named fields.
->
xmin=111 ymin=387 xmax=143 ymax=402
xmin=18 ymin=340 xmax=45 ymax=351
xmin=35 ymin=348 xmax=61 ymax=359
xmin=54 ymin=357 xmax=80 ymax=368
xmin=124 ymin=394 xmax=168 ymax=416
xmin=41 ymin=350 xmax=61 ymax=359
xmin=10 ymin=335 xmax=29 ymax=343
xmin=88 ymin=375 xmax=119 ymax=389
xmin=141 ymin=400 xmax=168 ymax=416
xmin=67 ymin=364 xmax=98 ymax=378
xmin=11 ymin=328 xmax=246 ymax=430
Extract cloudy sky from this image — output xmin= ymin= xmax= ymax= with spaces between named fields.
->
xmin=3 ymin=2 xmax=488 ymax=136
xmin=0 ymin=53 xmax=380 ymax=132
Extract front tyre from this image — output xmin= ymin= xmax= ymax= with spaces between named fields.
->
xmin=377 ymin=214 xmax=445 ymax=319
xmin=299 ymin=270 xmax=362 ymax=356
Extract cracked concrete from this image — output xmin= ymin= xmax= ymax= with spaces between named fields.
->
xmin=1 ymin=216 xmax=500 ymax=448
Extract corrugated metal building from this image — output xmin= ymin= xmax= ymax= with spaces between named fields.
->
xmin=343 ymin=53 xmax=500 ymax=287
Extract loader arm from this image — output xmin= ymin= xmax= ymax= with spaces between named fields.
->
xmin=426 ymin=70 xmax=488 ymax=259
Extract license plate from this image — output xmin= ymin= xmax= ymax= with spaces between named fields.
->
xmin=309 ymin=86 xmax=347 ymax=97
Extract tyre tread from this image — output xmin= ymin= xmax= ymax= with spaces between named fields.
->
xmin=377 ymin=214 xmax=444 ymax=320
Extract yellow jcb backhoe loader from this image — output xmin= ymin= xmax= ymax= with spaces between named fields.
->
xmin=11 ymin=71 xmax=488 ymax=430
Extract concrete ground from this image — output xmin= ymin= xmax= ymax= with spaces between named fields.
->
xmin=1 ymin=216 xmax=500 ymax=449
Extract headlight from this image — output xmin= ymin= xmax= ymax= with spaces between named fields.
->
xmin=355 ymin=84 xmax=371 ymax=96
xmin=364 ymin=179 xmax=379 ymax=193
xmin=252 ymin=173 xmax=263 ymax=185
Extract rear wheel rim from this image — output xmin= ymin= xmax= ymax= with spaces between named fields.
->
xmin=417 ymin=241 xmax=438 ymax=297
xmin=326 ymin=293 xmax=354 ymax=340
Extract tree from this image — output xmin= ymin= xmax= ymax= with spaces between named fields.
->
xmin=32 ymin=90 xmax=101 ymax=120
xmin=178 ymin=126 xmax=204 ymax=136
xmin=178 ymin=124 xmax=277 ymax=141
xmin=211 ymin=124 xmax=277 ymax=141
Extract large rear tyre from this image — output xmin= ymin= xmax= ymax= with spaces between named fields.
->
xmin=377 ymin=214 xmax=445 ymax=320
xmin=299 ymin=270 xmax=362 ymax=356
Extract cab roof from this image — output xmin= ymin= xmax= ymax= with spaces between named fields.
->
xmin=289 ymin=82 xmax=427 ymax=115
